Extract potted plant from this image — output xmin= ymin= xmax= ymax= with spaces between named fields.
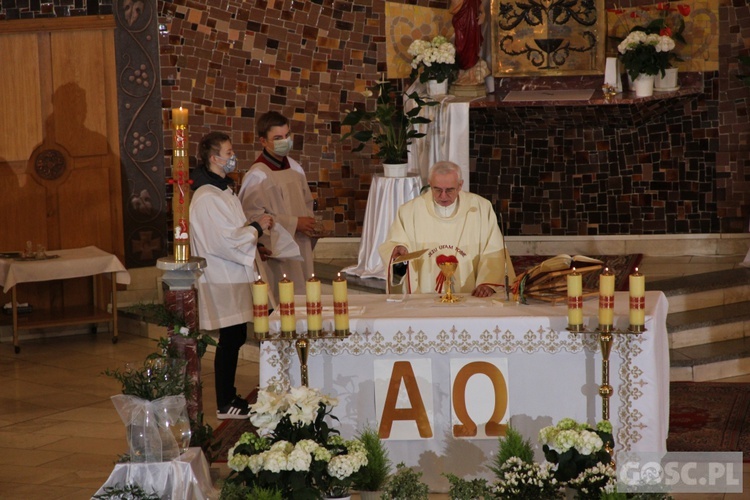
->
xmin=341 ymin=79 xmax=436 ymax=177
xmin=351 ymin=426 xmax=391 ymax=499
xmin=104 ymin=356 xmax=192 ymax=462
xmin=617 ymin=31 xmax=675 ymax=97
xmin=408 ymin=35 xmax=458 ymax=96
xmin=443 ymin=473 xmax=490 ymax=499
xmin=223 ymin=386 xmax=368 ymax=500
xmin=381 ymin=462 xmax=429 ymax=500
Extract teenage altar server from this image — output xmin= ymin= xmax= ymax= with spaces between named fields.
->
xmin=190 ymin=132 xmax=273 ymax=419
xmin=239 ymin=111 xmax=315 ymax=299
xmin=379 ymin=161 xmax=515 ymax=297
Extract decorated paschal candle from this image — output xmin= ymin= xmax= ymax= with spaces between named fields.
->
xmin=567 ymin=268 xmax=583 ymax=328
xmin=629 ymin=268 xmax=646 ymax=330
xmin=598 ymin=267 xmax=615 ymax=330
xmin=333 ymin=273 xmax=349 ymax=334
xmin=252 ymin=277 xmax=269 ymax=338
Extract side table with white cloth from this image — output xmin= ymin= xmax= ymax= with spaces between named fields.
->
xmin=342 ymin=174 xmax=422 ymax=279
xmin=0 ymin=246 xmax=130 ymax=353
xmin=259 ymin=291 xmax=669 ymax=491
xmin=405 ymin=84 xmax=476 ymax=189
xmin=94 ymin=447 xmax=219 ymax=500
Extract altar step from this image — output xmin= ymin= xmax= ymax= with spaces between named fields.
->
xmin=651 ymin=268 xmax=750 ymax=381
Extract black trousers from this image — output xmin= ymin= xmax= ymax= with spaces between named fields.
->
xmin=214 ymin=322 xmax=247 ymax=408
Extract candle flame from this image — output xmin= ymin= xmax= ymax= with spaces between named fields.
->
xmin=337 ymin=272 xmax=341 ymax=277
xmin=634 ymin=267 xmax=638 ymax=273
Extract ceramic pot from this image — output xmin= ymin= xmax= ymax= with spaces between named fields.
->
xmin=632 ymin=73 xmax=655 ymax=98
xmin=654 ymin=67 xmax=679 ymax=91
xmin=427 ymin=79 xmax=448 ymax=96
xmin=358 ymin=492 xmax=383 ymax=500
xmin=383 ymin=162 xmax=408 ymax=178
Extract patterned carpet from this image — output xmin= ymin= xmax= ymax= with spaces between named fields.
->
xmin=208 ymin=390 xmax=258 ymax=463
xmin=667 ymin=382 xmax=750 ymax=461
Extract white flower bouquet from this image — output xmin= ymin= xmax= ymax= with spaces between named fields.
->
xmin=408 ymin=35 xmax=458 ymax=83
xmin=539 ymin=418 xmax=614 ymax=483
xmin=223 ymin=386 xmax=367 ymax=500
xmin=617 ymin=30 xmax=676 ymax=80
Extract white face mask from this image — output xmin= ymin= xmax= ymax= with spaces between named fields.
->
xmin=216 ymin=154 xmax=237 ymax=174
xmin=272 ymin=137 xmax=293 ymax=157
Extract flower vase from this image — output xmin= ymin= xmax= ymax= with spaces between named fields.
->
xmin=427 ymin=79 xmax=448 ymax=96
xmin=655 ymin=67 xmax=679 ymax=91
xmin=383 ymin=162 xmax=408 ymax=178
xmin=632 ymin=73 xmax=655 ymax=98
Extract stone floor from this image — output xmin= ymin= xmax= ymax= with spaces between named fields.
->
xmin=1 ymin=254 xmax=749 ymax=499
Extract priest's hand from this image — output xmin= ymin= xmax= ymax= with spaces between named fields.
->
xmin=391 ymin=245 xmax=408 ymax=261
xmin=258 ymin=244 xmax=272 ymax=261
xmin=297 ymin=216 xmax=316 ymax=235
xmin=472 ymin=284 xmax=495 ymax=297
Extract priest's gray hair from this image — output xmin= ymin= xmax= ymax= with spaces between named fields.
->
xmin=429 ymin=161 xmax=463 ymax=183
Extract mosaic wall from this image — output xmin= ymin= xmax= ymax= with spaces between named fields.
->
xmin=2 ymin=0 xmax=750 ymax=237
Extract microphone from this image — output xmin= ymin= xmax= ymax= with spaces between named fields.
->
xmin=498 ymin=210 xmax=510 ymax=301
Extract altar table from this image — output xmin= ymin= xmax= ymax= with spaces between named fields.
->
xmin=259 ymin=291 xmax=669 ymax=490
xmin=342 ymin=174 xmax=422 ymax=280
xmin=0 ymin=246 xmax=130 ymax=352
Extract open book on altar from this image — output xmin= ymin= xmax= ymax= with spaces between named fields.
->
xmin=513 ymin=254 xmax=604 ymax=303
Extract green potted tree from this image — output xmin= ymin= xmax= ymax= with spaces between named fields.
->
xmin=381 ymin=462 xmax=429 ymax=500
xmin=341 ymin=79 xmax=436 ymax=177
xmin=351 ymin=426 xmax=391 ymax=500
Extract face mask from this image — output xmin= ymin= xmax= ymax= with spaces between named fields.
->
xmin=216 ymin=154 xmax=237 ymax=174
xmin=272 ymin=137 xmax=293 ymax=157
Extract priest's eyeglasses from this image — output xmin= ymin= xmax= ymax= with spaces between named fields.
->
xmin=431 ymin=187 xmax=458 ymax=196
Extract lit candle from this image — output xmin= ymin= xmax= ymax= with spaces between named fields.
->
xmin=598 ymin=267 xmax=615 ymax=329
xmin=252 ymin=277 xmax=269 ymax=337
xmin=306 ymin=274 xmax=322 ymax=332
xmin=567 ymin=268 xmax=583 ymax=328
xmin=279 ymin=275 xmax=296 ymax=334
xmin=629 ymin=267 xmax=646 ymax=329
xmin=172 ymin=106 xmax=188 ymax=126
xmin=333 ymin=272 xmax=349 ymax=333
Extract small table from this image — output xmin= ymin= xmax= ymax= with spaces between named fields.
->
xmin=343 ymin=174 xmax=422 ymax=280
xmin=0 ymin=246 xmax=130 ymax=353
xmin=94 ymin=447 xmax=218 ymax=499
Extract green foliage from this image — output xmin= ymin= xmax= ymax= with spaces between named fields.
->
xmin=351 ymin=426 xmax=391 ymax=491
xmin=92 ymin=483 xmax=160 ymax=499
xmin=190 ymin=411 xmax=214 ymax=457
xmin=341 ymin=80 xmax=437 ymax=164
xmin=381 ymin=462 xmax=429 ymax=500
xmin=103 ymin=357 xmax=186 ymax=401
xmin=129 ymin=302 xmax=217 ymax=358
xmin=443 ymin=473 xmax=490 ymax=500
xmin=489 ymin=425 xmax=535 ymax=479
xmin=219 ymin=480 xmax=283 ymax=500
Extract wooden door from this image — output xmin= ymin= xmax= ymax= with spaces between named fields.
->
xmin=0 ymin=17 xmax=124 ymax=313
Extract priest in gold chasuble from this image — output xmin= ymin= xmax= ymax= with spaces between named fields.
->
xmin=379 ymin=161 xmax=515 ymax=297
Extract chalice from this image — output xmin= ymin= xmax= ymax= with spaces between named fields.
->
xmin=438 ymin=259 xmax=460 ymax=303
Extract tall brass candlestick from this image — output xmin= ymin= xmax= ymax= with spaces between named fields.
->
xmin=171 ymin=107 xmax=191 ymax=262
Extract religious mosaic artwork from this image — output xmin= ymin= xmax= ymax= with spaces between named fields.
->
xmin=491 ymin=0 xmax=605 ymax=76
xmin=385 ymin=1 xmax=454 ymax=79
xmin=606 ymin=0 xmax=718 ymax=73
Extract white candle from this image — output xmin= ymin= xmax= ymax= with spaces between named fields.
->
xmin=333 ymin=273 xmax=349 ymax=332
xmin=306 ymin=274 xmax=322 ymax=332
xmin=598 ymin=267 xmax=615 ymax=328
xmin=279 ymin=275 xmax=296 ymax=333
xmin=567 ymin=268 xmax=583 ymax=327
xmin=252 ymin=277 xmax=269 ymax=336
xmin=629 ymin=268 xmax=646 ymax=328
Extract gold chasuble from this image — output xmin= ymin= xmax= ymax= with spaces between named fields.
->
xmin=379 ymin=191 xmax=515 ymax=295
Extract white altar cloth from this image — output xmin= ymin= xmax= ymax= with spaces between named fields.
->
xmin=259 ymin=291 xmax=669 ymax=490
xmin=94 ymin=447 xmax=218 ymax=499
xmin=0 ymin=245 xmax=130 ymax=293
xmin=342 ymin=174 xmax=422 ymax=279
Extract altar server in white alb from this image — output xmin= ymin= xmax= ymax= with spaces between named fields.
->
xmin=190 ymin=131 xmax=273 ymax=420
xmin=379 ymin=161 xmax=515 ymax=297
xmin=239 ymin=111 xmax=316 ymax=300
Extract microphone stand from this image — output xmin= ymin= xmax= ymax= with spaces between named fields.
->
xmin=499 ymin=210 xmax=511 ymax=302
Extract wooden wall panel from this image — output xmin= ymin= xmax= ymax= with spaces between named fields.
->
xmin=58 ymin=164 xmax=111 ymax=251
xmin=0 ymin=33 xmax=42 ymax=162
xmin=50 ymin=30 xmax=109 ymax=158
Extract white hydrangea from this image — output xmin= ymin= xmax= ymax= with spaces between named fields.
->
xmin=288 ymin=446 xmax=313 ymax=472
xmin=618 ymin=31 xmax=675 ymax=54
xmin=408 ymin=36 xmax=456 ymax=69
xmin=262 ymin=449 xmax=289 ymax=473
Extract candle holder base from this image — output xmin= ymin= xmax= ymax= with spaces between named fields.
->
xmin=281 ymin=330 xmax=295 ymax=340
xmin=567 ymin=323 xmax=586 ymax=333
xmin=334 ymin=329 xmax=350 ymax=338
xmin=306 ymin=329 xmax=323 ymax=338
xmin=597 ymin=323 xmax=614 ymax=333
xmin=254 ymin=332 xmax=269 ymax=341
xmin=628 ymin=324 xmax=647 ymax=334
